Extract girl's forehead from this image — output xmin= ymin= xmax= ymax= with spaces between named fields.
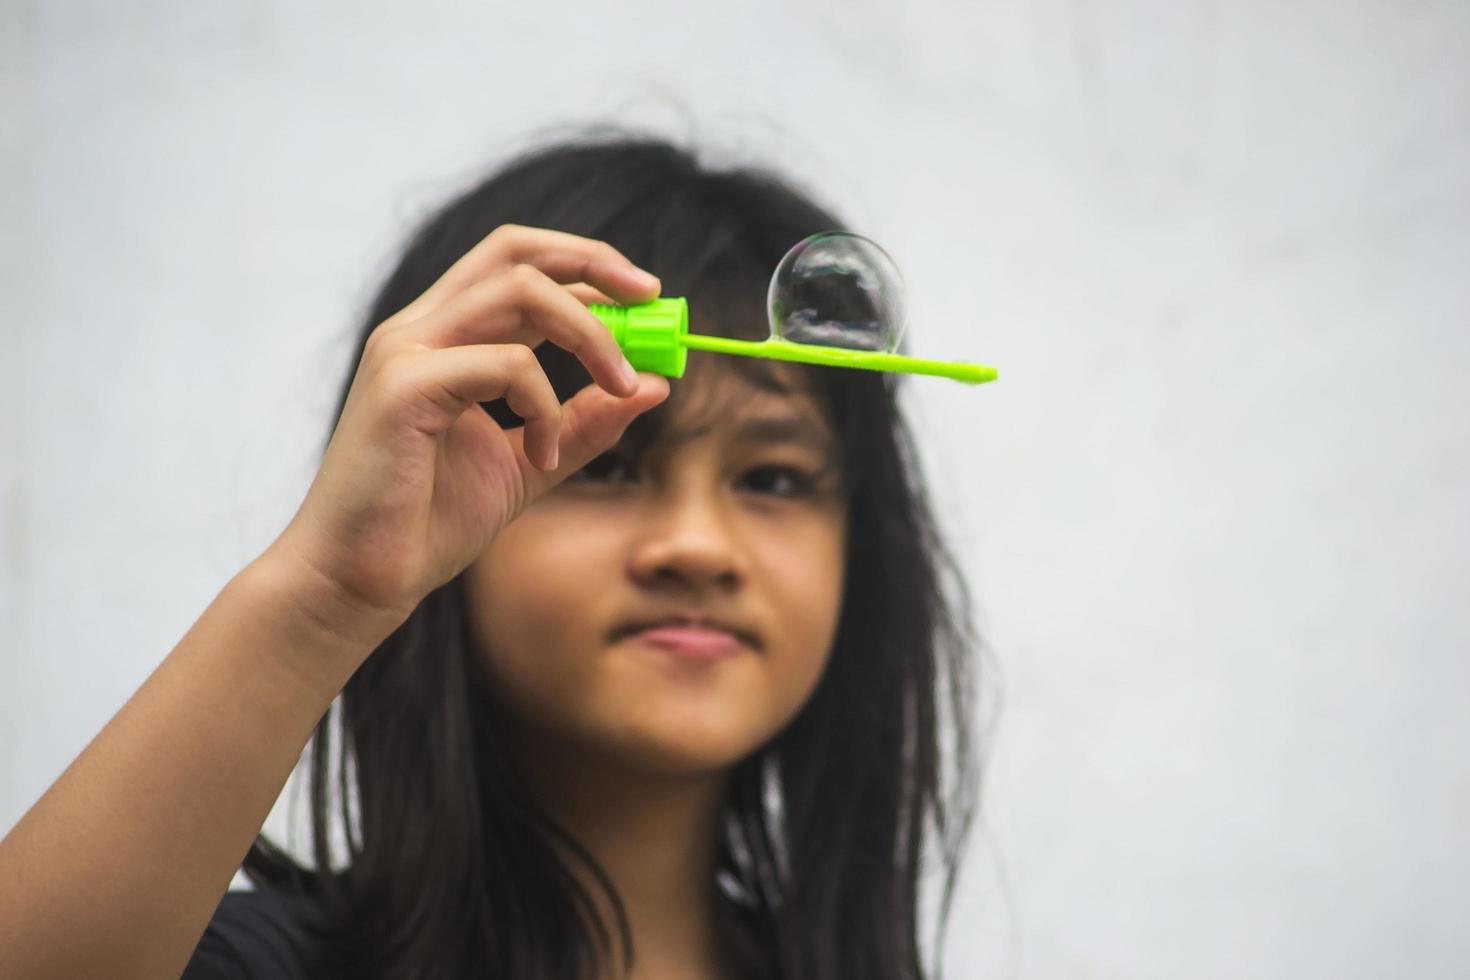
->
xmin=629 ymin=360 xmax=836 ymax=453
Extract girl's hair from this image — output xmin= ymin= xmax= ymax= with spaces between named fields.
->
xmin=245 ymin=129 xmax=981 ymax=980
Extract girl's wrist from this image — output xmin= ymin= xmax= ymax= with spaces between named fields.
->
xmin=234 ymin=547 xmax=405 ymax=698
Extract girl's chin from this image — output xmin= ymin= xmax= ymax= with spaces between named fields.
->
xmin=487 ymin=663 xmax=787 ymax=776
xmin=601 ymin=722 xmax=762 ymax=777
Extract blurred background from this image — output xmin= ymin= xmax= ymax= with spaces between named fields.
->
xmin=3 ymin=1 xmax=1467 ymax=977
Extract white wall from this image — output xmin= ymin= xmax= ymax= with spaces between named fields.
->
xmin=3 ymin=1 xmax=1467 ymax=977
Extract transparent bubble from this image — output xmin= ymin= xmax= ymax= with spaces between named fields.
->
xmin=767 ymin=231 xmax=906 ymax=353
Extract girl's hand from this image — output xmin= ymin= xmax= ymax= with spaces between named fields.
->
xmin=267 ymin=224 xmax=670 ymax=638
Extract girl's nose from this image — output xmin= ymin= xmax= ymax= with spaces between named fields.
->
xmin=626 ymin=488 xmax=746 ymax=593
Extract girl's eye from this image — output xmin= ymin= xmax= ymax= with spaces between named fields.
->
xmin=566 ymin=455 xmax=819 ymax=498
xmin=566 ymin=452 xmax=637 ymax=485
xmin=737 ymin=465 xmax=815 ymax=498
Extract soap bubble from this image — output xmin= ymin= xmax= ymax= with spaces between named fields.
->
xmin=767 ymin=231 xmax=906 ymax=353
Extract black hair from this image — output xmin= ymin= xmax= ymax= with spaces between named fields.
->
xmin=244 ymin=127 xmax=981 ymax=980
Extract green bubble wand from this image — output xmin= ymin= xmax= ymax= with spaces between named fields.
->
xmin=587 ymin=232 xmax=996 ymax=386
xmin=589 ymin=298 xmax=997 ymax=385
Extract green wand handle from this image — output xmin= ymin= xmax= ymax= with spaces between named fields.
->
xmin=681 ymin=333 xmax=996 ymax=384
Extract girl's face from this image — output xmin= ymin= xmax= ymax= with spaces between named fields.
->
xmin=464 ymin=366 xmax=847 ymax=776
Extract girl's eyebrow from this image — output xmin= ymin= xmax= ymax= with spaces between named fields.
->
xmin=727 ymin=414 xmax=836 ymax=454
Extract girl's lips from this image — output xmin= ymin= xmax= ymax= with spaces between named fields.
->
xmin=625 ymin=625 xmax=743 ymax=659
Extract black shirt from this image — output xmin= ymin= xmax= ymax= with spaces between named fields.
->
xmin=183 ymin=888 xmax=323 ymax=979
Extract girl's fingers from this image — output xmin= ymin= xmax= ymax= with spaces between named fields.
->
xmin=392 ymin=224 xmax=660 ymax=325
xmin=403 ymin=264 xmax=641 ymax=399
xmin=564 ymin=282 xmax=618 ymax=306
xmin=393 ymin=344 xmax=563 ymax=469
xmin=505 ymin=372 xmax=671 ymax=496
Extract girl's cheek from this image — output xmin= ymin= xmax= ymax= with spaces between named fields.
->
xmin=761 ymin=523 xmax=845 ymax=644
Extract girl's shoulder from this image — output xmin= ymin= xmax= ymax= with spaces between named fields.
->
xmin=182 ymin=886 xmax=326 ymax=980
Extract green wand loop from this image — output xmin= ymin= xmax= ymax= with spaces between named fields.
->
xmin=589 ymin=298 xmax=998 ymax=386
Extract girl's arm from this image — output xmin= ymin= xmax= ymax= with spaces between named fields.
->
xmin=0 ymin=548 xmax=395 ymax=980
xmin=0 ymin=224 xmax=668 ymax=980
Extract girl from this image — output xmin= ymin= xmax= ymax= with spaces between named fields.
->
xmin=0 ymin=133 xmax=979 ymax=980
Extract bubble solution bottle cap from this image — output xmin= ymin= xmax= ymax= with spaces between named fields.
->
xmin=592 ymin=297 xmax=690 ymax=379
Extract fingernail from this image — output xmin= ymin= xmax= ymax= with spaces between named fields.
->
xmin=619 ymin=357 xmax=640 ymax=389
xmin=632 ymin=268 xmax=660 ymax=291
xmin=547 ymin=444 xmax=560 ymax=470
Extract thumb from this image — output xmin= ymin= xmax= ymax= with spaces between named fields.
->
xmin=514 ymin=373 xmax=671 ymax=496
